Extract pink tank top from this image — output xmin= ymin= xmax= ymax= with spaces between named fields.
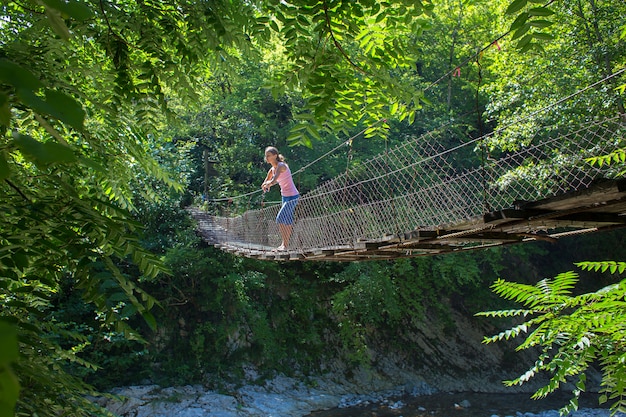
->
xmin=274 ymin=163 xmax=299 ymax=197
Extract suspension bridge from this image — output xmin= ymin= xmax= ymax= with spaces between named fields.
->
xmin=190 ymin=112 xmax=626 ymax=261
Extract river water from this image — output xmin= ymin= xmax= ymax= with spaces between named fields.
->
xmin=307 ymin=392 xmax=613 ymax=417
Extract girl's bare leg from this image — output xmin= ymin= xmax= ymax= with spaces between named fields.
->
xmin=277 ymin=223 xmax=293 ymax=250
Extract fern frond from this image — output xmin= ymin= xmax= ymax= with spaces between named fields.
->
xmin=576 ymin=261 xmax=626 ymax=275
xmin=482 ymin=316 xmax=547 ymax=347
xmin=490 ymin=278 xmax=546 ymax=307
xmin=505 ymin=366 xmax=538 ymax=386
xmin=505 ymin=353 xmax=550 ymax=386
xmin=550 ymin=271 xmax=579 ymax=297
xmin=572 ymin=284 xmax=620 ymax=305
xmin=516 ymin=320 xmax=554 ymax=350
xmin=482 ymin=322 xmax=531 ymax=344
xmin=475 ymin=308 xmax=532 ymax=318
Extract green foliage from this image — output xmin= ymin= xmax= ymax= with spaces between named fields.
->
xmin=0 ymin=192 xmax=164 ymax=415
xmin=484 ymin=0 xmax=625 ymax=166
xmin=586 ymin=148 xmax=626 ymax=177
xmin=478 ymin=262 xmax=626 ymax=415
xmin=265 ymin=0 xmax=432 ymax=146
xmin=0 ymin=321 xmax=19 ymax=417
xmin=1 ymin=0 xmax=192 ymax=413
xmin=1 ymin=0 xmax=623 ymax=414
xmin=134 ymin=229 xmax=336 ymax=384
xmin=172 ymin=62 xmax=298 ymax=206
xmin=328 ymin=250 xmax=507 ymax=363
xmin=2 ymin=276 xmax=120 ymax=417
xmin=47 ymin=281 xmax=152 ymax=389
xmin=477 ymin=120 xmax=626 ymax=415
xmin=330 ymin=263 xmax=404 ymax=363
xmin=579 ymin=261 xmax=626 ymax=275
xmin=506 ymin=0 xmax=556 ymax=53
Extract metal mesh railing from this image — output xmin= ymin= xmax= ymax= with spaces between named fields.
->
xmin=206 ymin=115 xmax=624 ymax=252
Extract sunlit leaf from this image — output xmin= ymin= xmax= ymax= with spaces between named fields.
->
xmin=141 ymin=311 xmax=157 ymax=331
xmin=516 ymin=34 xmax=533 ymax=49
xmin=528 ymin=19 xmax=554 ymax=28
xmin=528 ymin=7 xmax=555 ymax=17
xmin=506 ymin=0 xmax=528 ymax=15
xmin=16 ymin=89 xmax=85 ymax=130
xmin=510 ymin=12 xmax=529 ymax=31
xmin=532 ymin=32 xmax=555 ymax=41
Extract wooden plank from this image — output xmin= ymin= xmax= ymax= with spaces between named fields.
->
xmin=289 ymin=252 xmax=305 ymax=260
xmin=259 ymin=252 xmax=280 ymax=260
xmin=353 ymin=241 xmax=383 ymax=250
xmin=334 ymin=252 xmax=403 ymax=261
xmin=484 ymin=209 xmax=529 ymax=225
xmin=274 ymin=253 xmax=291 ymax=261
xmin=356 ymin=235 xmax=402 ymax=245
xmin=548 ymin=228 xmax=600 ymax=239
xmin=524 ymin=179 xmax=626 ymax=211
xmin=586 ymin=200 xmax=626 ymax=215
xmin=303 ymin=249 xmax=338 ymax=259
xmin=402 ymin=230 xmax=441 ymax=240
xmin=435 ymin=227 xmax=492 ymax=240
xmin=391 ymin=243 xmax=454 ymax=251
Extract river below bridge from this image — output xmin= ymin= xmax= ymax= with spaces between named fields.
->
xmin=307 ymin=392 xmax=618 ymax=417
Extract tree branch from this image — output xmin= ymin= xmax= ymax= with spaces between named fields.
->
xmin=5 ymin=179 xmax=31 ymax=202
xmin=322 ymin=0 xmax=369 ymax=76
xmin=99 ymin=0 xmax=129 ymax=45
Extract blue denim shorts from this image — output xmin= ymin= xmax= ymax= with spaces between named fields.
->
xmin=276 ymin=194 xmax=299 ymax=225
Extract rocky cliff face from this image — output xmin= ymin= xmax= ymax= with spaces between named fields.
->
xmin=318 ymin=307 xmax=544 ymax=395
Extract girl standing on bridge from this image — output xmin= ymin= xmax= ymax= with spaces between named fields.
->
xmin=261 ymin=146 xmax=300 ymax=251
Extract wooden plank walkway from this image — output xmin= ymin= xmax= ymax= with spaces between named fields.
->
xmin=191 ymin=179 xmax=626 ymax=262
